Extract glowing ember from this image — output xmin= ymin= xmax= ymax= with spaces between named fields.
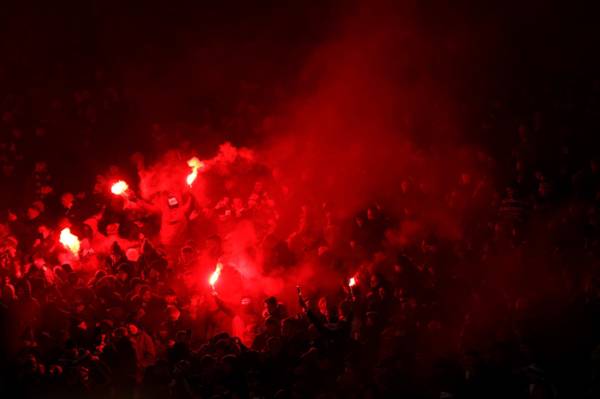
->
xmin=60 ymin=228 xmax=80 ymax=255
xmin=209 ymin=262 xmax=223 ymax=290
xmin=111 ymin=180 xmax=129 ymax=195
xmin=186 ymin=157 xmax=204 ymax=187
xmin=349 ymin=277 xmax=356 ymax=287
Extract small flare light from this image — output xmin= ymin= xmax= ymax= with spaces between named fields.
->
xmin=186 ymin=157 xmax=204 ymax=187
xmin=209 ymin=262 xmax=223 ymax=290
xmin=60 ymin=227 xmax=80 ymax=255
xmin=111 ymin=180 xmax=129 ymax=195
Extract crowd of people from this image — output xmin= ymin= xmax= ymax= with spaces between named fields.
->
xmin=2 ymin=51 xmax=600 ymax=399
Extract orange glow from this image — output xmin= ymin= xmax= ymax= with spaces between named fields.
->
xmin=111 ymin=180 xmax=129 ymax=195
xmin=186 ymin=157 xmax=204 ymax=187
xmin=60 ymin=228 xmax=80 ymax=255
xmin=349 ymin=277 xmax=356 ymax=287
xmin=209 ymin=262 xmax=223 ymax=289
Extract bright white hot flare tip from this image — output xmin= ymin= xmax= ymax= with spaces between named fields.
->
xmin=186 ymin=157 xmax=204 ymax=186
xmin=60 ymin=228 xmax=80 ymax=255
xmin=209 ymin=262 xmax=223 ymax=289
xmin=111 ymin=180 xmax=129 ymax=195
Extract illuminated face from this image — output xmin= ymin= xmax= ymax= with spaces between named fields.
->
xmin=367 ymin=208 xmax=375 ymax=221
xmin=318 ymin=297 xmax=328 ymax=315
xmin=142 ymin=290 xmax=152 ymax=302
xmin=128 ymin=324 xmax=139 ymax=335
xmin=169 ymin=308 xmax=180 ymax=321
xmin=265 ymin=301 xmax=276 ymax=314
xmin=165 ymin=295 xmax=177 ymax=305
xmin=34 ymin=161 xmax=47 ymax=173
xmin=233 ymin=198 xmax=243 ymax=210
xmin=27 ymin=207 xmax=40 ymax=220
xmin=370 ymin=275 xmax=379 ymax=288
xmin=38 ymin=225 xmax=50 ymax=239
xmin=61 ymin=193 xmax=74 ymax=209
xmin=126 ymin=248 xmax=140 ymax=262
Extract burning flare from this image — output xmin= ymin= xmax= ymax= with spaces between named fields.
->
xmin=186 ymin=157 xmax=204 ymax=187
xmin=60 ymin=227 xmax=80 ymax=255
xmin=209 ymin=262 xmax=223 ymax=290
xmin=111 ymin=180 xmax=129 ymax=195
xmin=349 ymin=277 xmax=356 ymax=287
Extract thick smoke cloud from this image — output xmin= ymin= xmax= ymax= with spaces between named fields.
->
xmin=259 ymin=2 xmax=480 ymax=243
xmin=131 ymin=2 xmax=491 ymax=281
xmin=127 ymin=2 xmax=508 ymax=302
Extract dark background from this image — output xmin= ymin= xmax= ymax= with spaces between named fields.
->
xmin=0 ymin=0 xmax=599 ymax=190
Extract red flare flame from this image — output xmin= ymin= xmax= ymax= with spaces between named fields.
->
xmin=186 ymin=157 xmax=204 ymax=187
xmin=209 ymin=262 xmax=223 ymax=290
xmin=60 ymin=227 xmax=80 ymax=255
xmin=111 ymin=180 xmax=129 ymax=195
xmin=349 ymin=277 xmax=356 ymax=287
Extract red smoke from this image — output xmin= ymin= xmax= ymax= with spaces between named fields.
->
xmin=258 ymin=2 xmax=477 ymax=244
xmin=127 ymin=1 xmax=496 ymax=301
